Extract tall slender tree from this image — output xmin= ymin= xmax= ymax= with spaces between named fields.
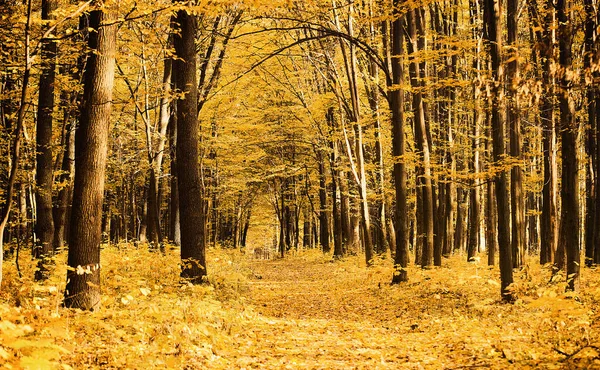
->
xmin=556 ymin=0 xmax=580 ymax=291
xmin=34 ymin=0 xmax=58 ymax=280
xmin=406 ymin=7 xmax=434 ymax=268
xmin=507 ymin=0 xmax=525 ymax=268
xmin=173 ymin=2 xmax=207 ymax=283
xmin=391 ymin=0 xmax=408 ymax=283
xmin=485 ymin=0 xmax=514 ymax=301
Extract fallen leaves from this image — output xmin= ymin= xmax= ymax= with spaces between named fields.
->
xmin=0 ymin=247 xmax=599 ymax=369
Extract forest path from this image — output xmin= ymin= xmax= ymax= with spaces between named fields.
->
xmin=233 ymin=255 xmax=415 ymax=368
xmin=230 ymin=254 xmax=527 ymax=369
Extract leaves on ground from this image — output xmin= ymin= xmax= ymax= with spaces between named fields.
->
xmin=1 ymin=246 xmax=599 ymax=369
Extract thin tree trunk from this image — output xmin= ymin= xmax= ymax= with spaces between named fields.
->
xmin=507 ymin=0 xmax=525 ymax=268
xmin=339 ymin=169 xmax=351 ymax=252
xmin=468 ymin=2 xmax=483 ymax=263
xmin=583 ymin=0 xmax=597 ymax=266
xmin=529 ymin=0 xmax=559 ymax=265
xmin=487 ymin=165 xmax=497 ymax=265
xmin=407 ymin=8 xmax=434 ymax=268
xmin=53 ymin=116 xmax=75 ymax=251
xmin=318 ymin=148 xmax=330 ymax=253
xmin=168 ymin=91 xmax=180 ymax=246
xmin=34 ymin=0 xmax=58 ymax=280
xmin=391 ymin=0 xmax=408 ymax=283
xmin=556 ymin=0 xmax=579 ymax=290
xmin=485 ymin=0 xmax=514 ymax=301
xmin=454 ymin=188 xmax=465 ymax=253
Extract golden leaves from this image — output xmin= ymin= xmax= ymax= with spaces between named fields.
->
xmin=1 ymin=246 xmax=600 ymax=368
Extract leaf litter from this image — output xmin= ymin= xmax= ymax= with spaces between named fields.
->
xmin=0 ymin=245 xmax=599 ymax=369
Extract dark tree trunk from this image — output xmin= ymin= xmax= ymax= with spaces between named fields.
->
xmin=528 ymin=0 xmax=558 ymax=265
xmin=454 ymin=187 xmax=465 ymax=252
xmin=339 ymin=169 xmax=351 ymax=252
xmin=34 ymin=0 xmax=57 ymax=281
xmin=407 ymin=8 xmax=434 ymax=268
xmin=507 ymin=0 xmax=525 ymax=269
xmin=241 ymin=207 xmax=251 ymax=247
xmin=583 ymin=0 xmax=598 ymax=267
xmin=318 ymin=147 xmax=330 ymax=253
xmin=173 ymin=5 xmax=206 ymax=283
xmin=556 ymin=0 xmax=579 ymax=291
xmin=53 ymin=115 xmax=75 ymax=251
xmin=486 ymin=167 xmax=497 ymax=266
xmin=485 ymin=0 xmax=514 ymax=301
xmin=64 ymin=8 xmax=116 ymax=310
xmin=391 ymin=0 xmax=409 ymax=284
xmin=595 ymin=97 xmax=600 ymax=265
xmin=168 ymin=99 xmax=180 ymax=246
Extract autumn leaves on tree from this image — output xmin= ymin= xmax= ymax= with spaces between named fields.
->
xmin=0 ymin=0 xmax=599 ymax=310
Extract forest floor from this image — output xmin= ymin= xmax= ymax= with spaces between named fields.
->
xmin=1 ymin=246 xmax=600 ymax=369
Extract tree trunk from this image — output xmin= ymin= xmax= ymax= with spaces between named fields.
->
xmin=173 ymin=5 xmax=207 ymax=283
xmin=391 ymin=0 xmax=408 ymax=283
xmin=64 ymin=8 xmax=116 ymax=310
xmin=486 ymin=166 xmax=497 ymax=266
xmin=168 ymin=97 xmax=181 ymax=246
xmin=33 ymin=0 xmax=58 ymax=280
xmin=507 ymin=0 xmax=525 ymax=268
xmin=528 ymin=0 xmax=559 ymax=266
xmin=583 ymin=0 xmax=597 ymax=267
xmin=339 ymin=169 xmax=351 ymax=253
xmin=468 ymin=3 xmax=483 ymax=263
xmin=318 ymin=147 xmax=330 ymax=253
xmin=53 ymin=114 xmax=75 ymax=251
xmin=485 ymin=0 xmax=514 ymax=301
xmin=407 ymin=8 xmax=434 ymax=268
xmin=556 ymin=0 xmax=579 ymax=291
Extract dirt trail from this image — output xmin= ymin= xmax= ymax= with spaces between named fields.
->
xmin=228 ymin=256 xmax=515 ymax=369
xmin=226 ymin=253 xmax=599 ymax=369
xmin=230 ymin=257 xmax=416 ymax=369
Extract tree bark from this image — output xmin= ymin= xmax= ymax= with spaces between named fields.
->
xmin=528 ymin=0 xmax=558 ymax=265
xmin=34 ymin=0 xmax=58 ymax=280
xmin=556 ymin=0 xmax=579 ymax=291
xmin=507 ymin=0 xmax=525 ymax=268
xmin=485 ymin=0 xmax=514 ymax=301
xmin=406 ymin=8 xmax=434 ymax=268
xmin=173 ymin=5 xmax=207 ymax=283
xmin=318 ymin=147 xmax=330 ymax=253
xmin=168 ymin=87 xmax=181 ymax=246
xmin=64 ymin=7 xmax=116 ymax=310
xmin=391 ymin=0 xmax=408 ymax=283
xmin=468 ymin=1 xmax=483 ymax=263
xmin=583 ymin=0 xmax=598 ymax=266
